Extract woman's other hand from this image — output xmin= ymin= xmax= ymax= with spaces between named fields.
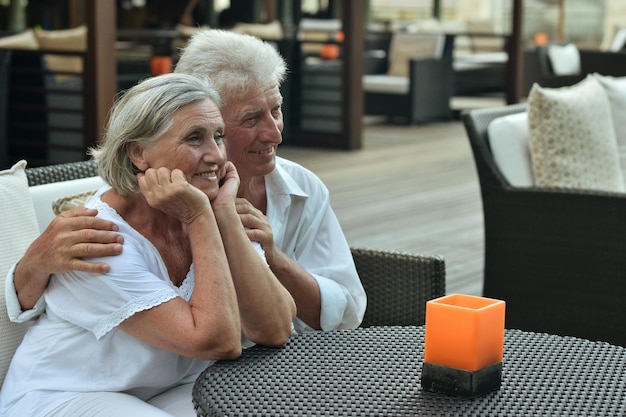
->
xmin=138 ymin=167 xmax=211 ymax=224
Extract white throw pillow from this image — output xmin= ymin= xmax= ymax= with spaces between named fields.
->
xmin=546 ymin=43 xmax=581 ymax=76
xmin=0 ymin=160 xmax=39 ymax=387
xmin=593 ymin=73 xmax=626 ymax=185
xmin=527 ymin=76 xmax=624 ymax=192
xmin=487 ymin=112 xmax=534 ymax=187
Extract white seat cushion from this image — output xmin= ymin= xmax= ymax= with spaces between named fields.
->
xmin=593 ymin=73 xmax=626 ymax=185
xmin=609 ymin=26 xmax=626 ymax=52
xmin=29 ymin=175 xmax=105 ymax=232
xmin=487 ymin=112 xmax=534 ymax=187
xmin=546 ymin=43 xmax=581 ymax=76
xmin=362 ymin=75 xmax=409 ymax=95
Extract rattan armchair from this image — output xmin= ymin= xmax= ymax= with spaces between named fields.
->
xmin=462 ymin=104 xmax=626 ymax=347
xmin=351 ymin=247 xmax=445 ymax=328
xmin=25 ymin=159 xmax=97 ymax=186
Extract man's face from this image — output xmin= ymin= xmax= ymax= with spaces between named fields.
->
xmin=220 ymin=83 xmax=284 ymax=182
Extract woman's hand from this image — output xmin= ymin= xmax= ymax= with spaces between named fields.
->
xmin=212 ymin=161 xmax=240 ymax=209
xmin=138 ymin=167 xmax=211 ymax=224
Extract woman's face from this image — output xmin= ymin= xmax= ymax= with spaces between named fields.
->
xmin=136 ymin=98 xmax=227 ymax=200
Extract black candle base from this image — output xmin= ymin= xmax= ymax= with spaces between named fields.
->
xmin=421 ymin=361 xmax=502 ymax=398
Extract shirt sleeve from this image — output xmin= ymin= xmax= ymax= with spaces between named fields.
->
xmin=292 ymin=203 xmax=367 ymax=333
xmin=45 ymin=232 xmax=180 ymax=340
xmin=4 ymin=262 xmax=46 ymax=323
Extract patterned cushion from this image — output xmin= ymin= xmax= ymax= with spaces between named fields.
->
xmin=527 ymin=75 xmax=624 ymax=192
xmin=52 ymin=189 xmax=98 ymax=215
xmin=0 ymin=161 xmax=39 ymax=387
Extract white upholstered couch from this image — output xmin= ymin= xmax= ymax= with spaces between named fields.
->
xmin=0 ymin=160 xmax=103 ymax=387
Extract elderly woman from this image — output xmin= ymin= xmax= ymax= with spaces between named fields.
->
xmin=0 ymin=73 xmax=295 ymax=417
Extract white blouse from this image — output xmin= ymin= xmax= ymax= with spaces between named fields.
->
xmin=0 ymin=195 xmax=215 ymax=417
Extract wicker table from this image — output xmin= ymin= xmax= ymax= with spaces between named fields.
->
xmin=193 ymin=326 xmax=626 ymax=416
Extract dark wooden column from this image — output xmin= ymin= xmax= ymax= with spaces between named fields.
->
xmin=341 ymin=0 xmax=364 ymax=149
xmin=506 ymin=0 xmax=524 ymax=104
xmin=84 ymin=0 xmax=117 ymax=148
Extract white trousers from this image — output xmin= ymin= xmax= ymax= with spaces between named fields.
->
xmin=47 ymin=383 xmax=196 ymax=417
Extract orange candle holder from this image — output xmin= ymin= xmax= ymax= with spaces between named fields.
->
xmin=421 ymin=294 xmax=506 ymax=398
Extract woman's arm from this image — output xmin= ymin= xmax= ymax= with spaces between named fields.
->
xmin=213 ymin=163 xmax=296 ymax=347
xmin=118 ymin=168 xmax=242 ymax=360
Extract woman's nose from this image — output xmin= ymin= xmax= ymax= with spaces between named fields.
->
xmin=203 ymin=140 xmax=226 ymax=163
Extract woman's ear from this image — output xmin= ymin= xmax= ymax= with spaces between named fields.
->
xmin=127 ymin=143 xmax=148 ymax=172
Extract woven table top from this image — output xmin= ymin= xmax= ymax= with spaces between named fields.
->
xmin=193 ymin=326 xmax=626 ymax=416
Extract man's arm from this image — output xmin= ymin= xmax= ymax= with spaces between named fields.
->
xmin=237 ymin=197 xmax=366 ymax=332
xmin=13 ymin=206 xmax=123 ymax=310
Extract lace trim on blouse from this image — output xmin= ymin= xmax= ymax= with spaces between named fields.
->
xmin=89 ymin=197 xmax=196 ymax=340
xmin=93 ymin=289 xmax=179 ymax=340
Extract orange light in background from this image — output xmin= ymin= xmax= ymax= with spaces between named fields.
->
xmin=534 ymin=32 xmax=549 ymax=46
xmin=320 ymin=44 xmax=340 ymax=60
xmin=151 ymin=56 xmax=173 ymax=76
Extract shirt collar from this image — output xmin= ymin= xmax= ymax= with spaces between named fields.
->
xmin=265 ymin=157 xmax=308 ymax=199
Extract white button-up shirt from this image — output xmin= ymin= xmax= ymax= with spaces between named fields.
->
xmin=266 ymin=157 xmax=366 ymax=332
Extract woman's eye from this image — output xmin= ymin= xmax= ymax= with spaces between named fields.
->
xmin=186 ymin=135 xmax=201 ymax=143
xmin=214 ymin=133 xmax=225 ymax=143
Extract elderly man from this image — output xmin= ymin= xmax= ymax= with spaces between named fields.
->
xmin=8 ymin=30 xmax=366 ymax=333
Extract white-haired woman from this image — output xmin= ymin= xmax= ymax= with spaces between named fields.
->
xmin=0 ymin=73 xmax=295 ymax=417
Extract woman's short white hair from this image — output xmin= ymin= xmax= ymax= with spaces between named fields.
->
xmin=90 ymin=73 xmax=221 ymax=196
xmin=175 ymin=29 xmax=287 ymax=106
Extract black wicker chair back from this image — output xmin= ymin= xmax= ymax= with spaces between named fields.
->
xmin=351 ymin=247 xmax=445 ymax=328
xmin=462 ymin=105 xmax=626 ymax=347
xmin=25 ymin=160 xmax=98 ymax=186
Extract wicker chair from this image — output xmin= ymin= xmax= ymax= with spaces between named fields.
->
xmin=462 ymin=104 xmax=626 ymax=347
xmin=351 ymin=247 xmax=445 ymax=328
xmin=25 ymin=159 xmax=97 ymax=186
xmin=362 ymin=34 xmax=454 ymax=125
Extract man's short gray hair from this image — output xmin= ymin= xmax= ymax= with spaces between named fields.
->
xmin=175 ymin=29 xmax=287 ymax=106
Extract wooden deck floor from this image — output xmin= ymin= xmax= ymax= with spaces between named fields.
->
xmin=279 ymin=118 xmax=485 ymax=296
